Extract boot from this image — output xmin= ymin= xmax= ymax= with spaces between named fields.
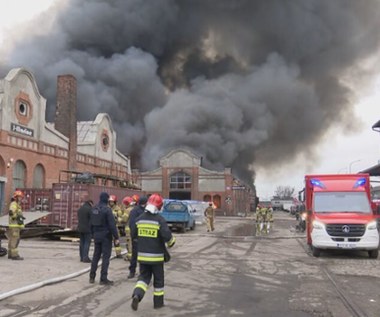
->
xmin=11 ymin=255 xmax=24 ymax=260
xmin=100 ymin=279 xmax=114 ymax=285
xmin=131 ymin=295 xmax=139 ymax=311
xmin=127 ymin=272 xmax=135 ymax=279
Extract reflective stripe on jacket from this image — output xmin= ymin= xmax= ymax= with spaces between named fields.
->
xmin=131 ymin=212 xmax=174 ymax=264
xmin=9 ymin=201 xmax=24 ymax=228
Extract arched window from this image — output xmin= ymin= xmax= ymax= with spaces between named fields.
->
xmin=13 ymin=160 xmax=26 ymax=191
xmin=213 ymin=195 xmax=221 ymax=208
xmin=33 ymin=164 xmax=45 ymax=188
xmin=0 ymin=156 xmax=5 ymax=176
xmin=170 ymin=172 xmax=191 ymax=190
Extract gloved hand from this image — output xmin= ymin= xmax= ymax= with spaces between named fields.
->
xmin=16 ymin=215 xmax=26 ymax=225
xmin=167 ymin=237 xmax=176 ymax=248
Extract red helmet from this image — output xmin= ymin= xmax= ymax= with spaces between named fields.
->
xmin=147 ymin=193 xmax=163 ymax=210
xmin=122 ymin=196 xmax=133 ymax=206
xmin=109 ymin=195 xmax=117 ymax=202
xmin=132 ymin=194 xmax=140 ymax=203
xmin=13 ymin=190 xmax=24 ymax=199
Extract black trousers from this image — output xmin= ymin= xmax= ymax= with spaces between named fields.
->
xmin=90 ymin=238 xmax=112 ymax=281
xmin=132 ymin=262 xmax=165 ymax=308
xmin=129 ymin=239 xmax=138 ymax=273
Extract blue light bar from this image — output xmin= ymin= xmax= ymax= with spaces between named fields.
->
xmin=353 ymin=177 xmax=366 ymax=188
xmin=310 ymin=179 xmax=325 ymax=188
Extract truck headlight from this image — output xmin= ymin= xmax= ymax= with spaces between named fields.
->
xmin=366 ymin=221 xmax=377 ymax=230
xmin=312 ymin=220 xmax=325 ymax=230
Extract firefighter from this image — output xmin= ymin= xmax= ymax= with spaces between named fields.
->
xmin=204 ymin=202 xmax=215 ymax=232
xmin=260 ymin=206 xmax=269 ymax=234
xmin=130 ymin=193 xmax=176 ymax=311
xmin=109 ymin=195 xmax=123 ymax=258
xmin=266 ymin=205 xmax=274 ymax=234
xmin=127 ymin=196 xmax=148 ymax=279
xmin=7 ymin=190 xmax=26 ymax=260
xmin=122 ymin=195 xmax=134 ymax=261
xmin=255 ymin=205 xmax=262 ymax=235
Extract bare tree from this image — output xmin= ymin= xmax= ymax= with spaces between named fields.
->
xmin=274 ymin=186 xmax=295 ymax=199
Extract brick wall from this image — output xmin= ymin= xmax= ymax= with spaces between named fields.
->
xmin=55 ymin=75 xmax=77 ymax=170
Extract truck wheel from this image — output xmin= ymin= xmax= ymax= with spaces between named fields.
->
xmin=181 ymin=224 xmax=186 ymax=233
xmin=190 ymin=221 xmax=196 ymax=230
xmin=368 ymin=249 xmax=379 ymax=259
xmin=312 ymin=246 xmax=321 ymax=257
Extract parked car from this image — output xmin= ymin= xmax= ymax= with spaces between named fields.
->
xmin=161 ymin=199 xmax=196 ymax=233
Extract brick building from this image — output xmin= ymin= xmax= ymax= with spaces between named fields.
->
xmin=0 ymin=68 xmax=132 ymax=214
xmin=139 ymin=148 xmax=254 ymax=216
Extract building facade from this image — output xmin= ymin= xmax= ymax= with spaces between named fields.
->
xmin=0 ymin=68 xmax=132 ymax=214
xmin=139 ymin=148 xmax=253 ymax=216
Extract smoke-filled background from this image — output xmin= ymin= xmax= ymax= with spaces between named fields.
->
xmin=1 ymin=0 xmax=380 ymax=188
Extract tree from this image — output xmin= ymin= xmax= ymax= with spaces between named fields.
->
xmin=274 ymin=186 xmax=295 ymax=199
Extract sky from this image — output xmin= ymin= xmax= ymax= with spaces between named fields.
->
xmin=0 ymin=0 xmax=379 ymax=200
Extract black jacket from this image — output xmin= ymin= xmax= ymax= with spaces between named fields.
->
xmin=131 ymin=211 xmax=175 ymax=264
xmin=90 ymin=202 xmax=119 ymax=242
xmin=77 ymin=201 xmax=92 ymax=233
xmin=128 ymin=205 xmax=145 ymax=231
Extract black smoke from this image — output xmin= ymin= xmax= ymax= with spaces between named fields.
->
xmin=1 ymin=0 xmax=380 ymax=186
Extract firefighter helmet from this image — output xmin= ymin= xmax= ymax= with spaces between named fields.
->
xmin=109 ymin=195 xmax=117 ymax=202
xmin=147 ymin=193 xmax=163 ymax=211
xmin=132 ymin=194 xmax=140 ymax=203
xmin=122 ymin=196 xmax=133 ymax=206
xmin=13 ymin=190 xmax=24 ymax=199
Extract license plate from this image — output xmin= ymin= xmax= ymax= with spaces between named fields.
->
xmin=337 ymin=243 xmax=356 ymax=249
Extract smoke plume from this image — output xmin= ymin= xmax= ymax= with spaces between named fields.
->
xmin=2 ymin=0 xmax=380 ymax=186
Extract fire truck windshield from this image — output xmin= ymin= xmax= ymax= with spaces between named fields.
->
xmin=313 ymin=192 xmax=372 ymax=213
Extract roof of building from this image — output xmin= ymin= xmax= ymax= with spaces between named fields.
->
xmin=360 ymin=163 xmax=380 ymax=176
xmin=77 ymin=121 xmax=98 ymax=143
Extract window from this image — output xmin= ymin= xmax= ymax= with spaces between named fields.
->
xmin=170 ymin=172 xmax=192 ymax=190
xmin=13 ymin=160 xmax=26 ymax=191
xmin=14 ymin=92 xmax=33 ymax=125
xmin=33 ymin=164 xmax=45 ymax=188
xmin=313 ymin=192 xmax=371 ymax=213
xmin=18 ymin=101 xmax=28 ymax=116
xmin=101 ymin=129 xmax=110 ymax=152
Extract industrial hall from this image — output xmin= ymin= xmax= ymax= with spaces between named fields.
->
xmin=139 ymin=148 xmax=253 ymax=216
xmin=0 ymin=67 xmax=132 ymax=213
xmin=0 ymin=68 xmax=253 ymax=217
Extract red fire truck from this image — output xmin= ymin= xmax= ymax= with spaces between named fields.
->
xmin=303 ymin=173 xmax=379 ymax=258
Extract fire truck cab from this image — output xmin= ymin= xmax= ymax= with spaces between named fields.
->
xmin=303 ymin=173 xmax=379 ymax=258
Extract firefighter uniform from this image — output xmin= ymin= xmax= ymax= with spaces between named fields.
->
xmin=131 ymin=194 xmax=175 ymax=310
xmin=255 ymin=206 xmax=262 ymax=235
xmin=7 ymin=191 xmax=25 ymax=260
xmin=204 ymin=204 xmax=215 ymax=232
xmin=266 ymin=207 xmax=274 ymax=234
xmin=123 ymin=204 xmax=134 ymax=260
xmin=111 ymin=203 xmax=123 ymax=258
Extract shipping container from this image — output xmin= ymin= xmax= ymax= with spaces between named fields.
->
xmin=19 ymin=184 xmax=143 ymax=230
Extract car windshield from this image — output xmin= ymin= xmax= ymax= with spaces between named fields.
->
xmin=313 ymin=192 xmax=371 ymax=213
xmin=164 ymin=202 xmax=187 ymax=212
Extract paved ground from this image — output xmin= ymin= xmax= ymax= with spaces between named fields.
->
xmin=1 ymin=212 xmax=379 ymax=317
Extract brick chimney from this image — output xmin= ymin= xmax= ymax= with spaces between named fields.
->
xmin=55 ymin=74 xmax=77 ymax=171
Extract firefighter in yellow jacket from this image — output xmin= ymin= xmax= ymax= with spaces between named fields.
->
xmin=109 ymin=195 xmax=123 ymax=258
xmin=204 ymin=202 xmax=215 ymax=232
xmin=7 ymin=190 xmax=25 ymax=260
xmin=122 ymin=195 xmax=139 ymax=261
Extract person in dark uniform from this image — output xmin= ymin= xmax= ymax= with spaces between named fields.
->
xmin=131 ymin=193 xmax=176 ymax=311
xmin=127 ymin=196 xmax=148 ymax=279
xmin=77 ymin=199 xmax=93 ymax=263
xmin=89 ymin=192 xmax=119 ymax=285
